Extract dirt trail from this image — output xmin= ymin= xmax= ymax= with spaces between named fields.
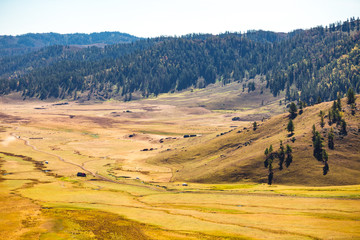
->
xmin=9 ymin=132 xmax=164 ymax=192
xmin=11 ymin=132 xmax=97 ymax=175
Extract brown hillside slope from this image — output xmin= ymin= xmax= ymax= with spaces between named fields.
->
xmin=149 ymin=96 xmax=360 ymax=186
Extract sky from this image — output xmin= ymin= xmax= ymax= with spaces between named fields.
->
xmin=0 ymin=0 xmax=359 ymax=37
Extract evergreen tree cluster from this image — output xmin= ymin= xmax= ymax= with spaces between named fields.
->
xmin=264 ymin=141 xmax=293 ymax=185
xmin=312 ymin=125 xmax=330 ymax=175
xmin=0 ymin=19 xmax=359 ymax=101
xmin=311 ymin=94 xmax=354 ymax=176
xmin=328 ymin=98 xmax=348 ymax=135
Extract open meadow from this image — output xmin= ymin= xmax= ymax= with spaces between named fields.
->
xmin=0 ymin=86 xmax=360 ymax=239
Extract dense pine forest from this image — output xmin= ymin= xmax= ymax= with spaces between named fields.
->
xmin=0 ymin=18 xmax=359 ymax=103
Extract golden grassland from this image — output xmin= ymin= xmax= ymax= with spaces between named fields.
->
xmin=149 ymin=97 xmax=360 ymax=186
xmin=0 ymin=88 xmax=360 ymax=239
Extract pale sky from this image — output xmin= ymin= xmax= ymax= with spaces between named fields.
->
xmin=0 ymin=0 xmax=359 ymax=37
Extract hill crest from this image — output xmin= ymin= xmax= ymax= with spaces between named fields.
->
xmin=149 ymin=96 xmax=360 ymax=186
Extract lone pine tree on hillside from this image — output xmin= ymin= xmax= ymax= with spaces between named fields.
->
xmin=320 ymin=115 xmax=325 ymax=128
xmin=287 ymin=119 xmax=295 ymax=135
xmin=320 ymin=110 xmax=325 ymax=128
xmin=278 ymin=140 xmax=285 ymax=170
xmin=340 ymin=119 xmax=347 ymax=135
xmin=323 ymin=149 xmax=329 ymax=175
xmin=285 ymin=144 xmax=293 ymax=168
xmin=313 ymin=131 xmax=323 ymax=161
xmin=289 ymin=102 xmax=298 ymax=119
xmin=253 ymin=121 xmax=257 ymax=131
xmin=347 ymin=88 xmax=356 ymax=105
xmin=328 ymin=128 xmax=335 ymax=149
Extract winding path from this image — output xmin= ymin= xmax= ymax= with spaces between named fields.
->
xmin=10 ymin=132 xmax=164 ymax=191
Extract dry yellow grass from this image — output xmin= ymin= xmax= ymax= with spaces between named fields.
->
xmin=0 ymin=92 xmax=359 ymax=239
xmin=149 ymin=97 xmax=360 ymax=186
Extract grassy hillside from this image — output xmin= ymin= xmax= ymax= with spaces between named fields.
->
xmin=142 ymin=77 xmax=284 ymax=114
xmin=149 ymin=96 xmax=360 ymax=186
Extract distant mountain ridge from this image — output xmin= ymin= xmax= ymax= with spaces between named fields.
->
xmin=0 ymin=32 xmax=140 ymax=57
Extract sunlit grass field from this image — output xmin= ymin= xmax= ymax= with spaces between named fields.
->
xmin=1 ymin=89 xmax=359 ymax=239
xmin=1 ymin=151 xmax=359 ymax=239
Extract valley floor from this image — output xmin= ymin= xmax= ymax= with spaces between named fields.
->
xmin=0 ymin=94 xmax=359 ymax=239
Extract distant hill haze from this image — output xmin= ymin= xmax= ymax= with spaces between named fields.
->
xmin=0 ymin=32 xmax=140 ymax=57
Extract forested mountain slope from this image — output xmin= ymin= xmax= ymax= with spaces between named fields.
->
xmin=0 ymin=18 xmax=359 ymax=103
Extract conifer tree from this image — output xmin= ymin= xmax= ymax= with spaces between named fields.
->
xmin=347 ymin=88 xmax=356 ymax=105
xmin=264 ymin=153 xmax=275 ymax=183
xmin=340 ymin=119 xmax=347 ymax=135
xmin=322 ymin=149 xmax=329 ymax=175
xmin=328 ymin=128 xmax=334 ymax=149
xmin=313 ymin=131 xmax=323 ymax=161
xmin=337 ymin=96 xmax=342 ymax=110
xmin=287 ymin=119 xmax=295 ymax=134
xmin=289 ymin=102 xmax=298 ymax=119
xmin=253 ymin=121 xmax=257 ymax=131
xmin=267 ymin=162 xmax=274 ymax=185
xmin=278 ymin=140 xmax=285 ymax=170
xmin=328 ymin=109 xmax=333 ymax=125
xmin=323 ymin=162 xmax=329 ymax=175
xmin=285 ymin=144 xmax=293 ymax=168
xmin=312 ymin=124 xmax=316 ymax=142
xmin=264 ymin=144 xmax=276 ymax=185
xmin=329 ymin=100 xmax=342 ymax=125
